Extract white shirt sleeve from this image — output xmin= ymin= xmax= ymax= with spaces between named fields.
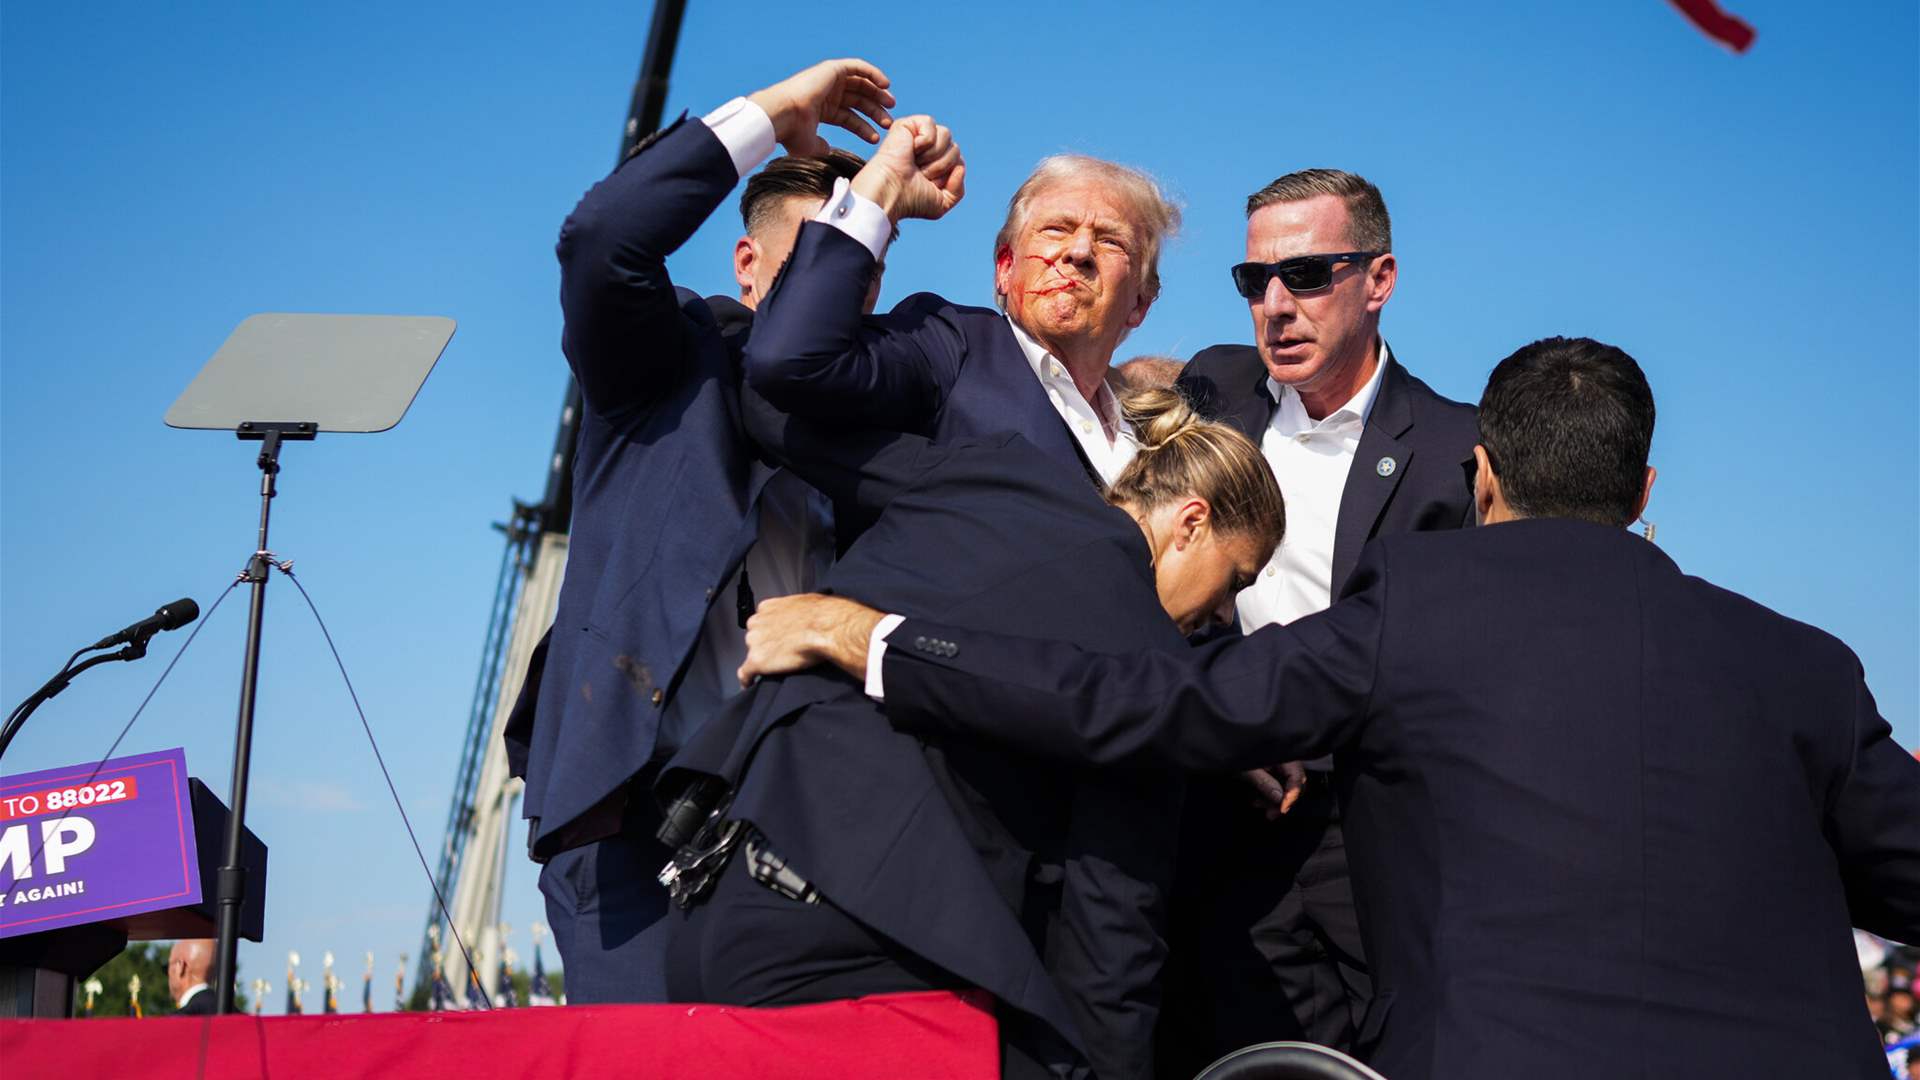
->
xmin=812 ymin=177 xmax=894 ymax=262
xmin=863 ymin=613 xmax=908 ymax=701
xmin=700 ymin=97 xmax=777 ymax=179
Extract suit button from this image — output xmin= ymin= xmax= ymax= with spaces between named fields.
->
xmin=650 ymin=689 xmax=665 ymax=706
xmin=914 ymin=636 xmax=930 ymax=651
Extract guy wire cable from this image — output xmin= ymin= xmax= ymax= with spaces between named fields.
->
xmin=273 ymin=562 xmax=489 ymax=1007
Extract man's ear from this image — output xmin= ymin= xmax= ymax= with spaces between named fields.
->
xmin=1125 ymin=284 xmax=1157 ymax=330
xmin=734 ymin=235 xmax=758 ymax=296
xmin=1472 ymin=444 xmax=1497 ymax=521
xmin=993 ymin=244 xmax=1014 ymax=302
xmin=1366 ymin=252 xmax=1397 ymax=313
xmin=1633 ymin=465 xmax=1657 ymax=523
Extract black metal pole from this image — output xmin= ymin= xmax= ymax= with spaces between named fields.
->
xmin=537 ymin=0 xmax=688 ymax=539
xmin=213 ymin=430 xmax=285 ymax=1013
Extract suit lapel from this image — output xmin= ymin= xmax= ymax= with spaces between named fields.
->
xmin=985 ymin=318 xmax=1086 ymax=470
xmin=1197 ymin=349 xmax=1274 ymax=442
xmin=1331 ymin=359 xmax=1414 ymax=593
xmin=1225 ymin=364 xmax=1275 ymax=443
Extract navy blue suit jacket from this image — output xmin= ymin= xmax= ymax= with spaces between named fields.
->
xmin=879 ymin=520 xmax=1920 ymax=1080
xmin=743 ymin=222 xmax=1089 ymax=508
xmin=1178 ymin=343 xmax=1479 ymax=596
xmin=504 ymin=116 xmax=776 ymax=859
xmin=663 ymin=418 xmax=1187 ymax=1080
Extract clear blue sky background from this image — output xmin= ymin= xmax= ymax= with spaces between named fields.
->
xmin=3 ymin=2 xmax=1914 ymax=1012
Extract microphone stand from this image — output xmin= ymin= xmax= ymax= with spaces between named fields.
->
xmin=0 ymin=640 xmax=151 ymax=763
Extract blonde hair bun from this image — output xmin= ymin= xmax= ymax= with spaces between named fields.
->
xmin=1109 ymin=387 xmax=1286 ymax=552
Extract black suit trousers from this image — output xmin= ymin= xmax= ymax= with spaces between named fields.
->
xmin=1157 ymin=778 xmax=1369 ymax=1075
xmin=667 ymin=850 xmax=1076 ymax=1080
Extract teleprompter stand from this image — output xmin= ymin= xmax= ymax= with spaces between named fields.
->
xmin=165 ymin=313 xmax=455 ymax=1014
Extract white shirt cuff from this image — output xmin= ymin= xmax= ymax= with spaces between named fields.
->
xmin=864 ymin=613 xmax=907 ymax=701
xmin=700 ymin=97 xmax=777 ymax=179
xmin=813 ymin=177 xmax=894 ymax=262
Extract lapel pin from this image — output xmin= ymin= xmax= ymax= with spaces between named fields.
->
xmin=1376 ymin=456 xmax=1397 ymax=477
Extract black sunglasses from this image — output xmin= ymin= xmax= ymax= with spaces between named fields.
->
xmin=1230 ymin=252 xmax=1383 ymax=299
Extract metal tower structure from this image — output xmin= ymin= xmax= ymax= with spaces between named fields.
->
xmin=414 ymin=0 xmax=690 ymax=1004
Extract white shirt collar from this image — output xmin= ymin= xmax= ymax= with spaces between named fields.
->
xmin=1005 ymin=315 xmax=1128 ymax=434
xmin=177 ymin=982 xmax=209 ymax=1008
xmin=1266 ymin=339 xmax=1393 ymax=435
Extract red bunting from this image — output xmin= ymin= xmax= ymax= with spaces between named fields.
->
xmin=1668 ymin=0 xmax=1757 ymax=53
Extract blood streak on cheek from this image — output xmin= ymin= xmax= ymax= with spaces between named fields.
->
xmin=1022 ymin=254 xmax=1083 ymax=297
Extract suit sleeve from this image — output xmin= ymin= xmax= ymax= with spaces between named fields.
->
xmin=745 ymin=222 xmax=966 ymax=430
xmin=555 ymin=116 xmax=741 ymax=421
xmin=883 ymin=547 xmax=1391 ymax=770
xmin=1824 ymin=665 xmax=1920 ymax=942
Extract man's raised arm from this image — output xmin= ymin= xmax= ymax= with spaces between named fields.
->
xmin=557 ymin=59 xmax=894 ymax=416
xmin=744 ymin=116 xmax=968 ymax=430
xmin=738 ymin=551 xmax=1392 ymax=772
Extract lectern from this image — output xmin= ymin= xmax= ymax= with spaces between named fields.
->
xmin=0 ymin=750 xmax=265 ymax=1017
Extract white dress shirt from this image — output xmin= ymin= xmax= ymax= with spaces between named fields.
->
xmin=1234 ymin=342 xmax=1392 ymax=632
xmin=1005 ymin=318 xmax=1139 ymax=488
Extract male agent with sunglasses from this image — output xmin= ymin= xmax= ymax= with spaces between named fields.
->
xmin=1163 ymin=169 xmax=1479 ymax=1070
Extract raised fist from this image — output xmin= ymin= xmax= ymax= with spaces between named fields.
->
xmin=851 ymin=115 xmax=966 ymax=223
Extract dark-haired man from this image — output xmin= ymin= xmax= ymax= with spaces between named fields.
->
xmin=1168 ymin=169 xmax=1479 ymax=1065
xmin=503 ymin=58 xmax=896 ymax=1003
xmin=742 ymin=336 xmax=1920 ymax=1080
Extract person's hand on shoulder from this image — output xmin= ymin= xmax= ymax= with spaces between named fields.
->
xmin=738 ymin=593 xmax=886 ymax=685
xmin=748 ymin=58 xmax=896 ymax=155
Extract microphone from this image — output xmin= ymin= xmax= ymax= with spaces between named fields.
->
xmin=91 ymin=598 xmax=200 ymax=650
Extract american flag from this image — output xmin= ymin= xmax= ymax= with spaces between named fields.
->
xmin=529 ymin=926 xmax=557 ymax=1007
xmin=497 ymin=951 xmax=519 ymax=1008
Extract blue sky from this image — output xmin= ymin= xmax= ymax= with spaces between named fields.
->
xmin=3 ymin=2 xmax=1914 ymax=1010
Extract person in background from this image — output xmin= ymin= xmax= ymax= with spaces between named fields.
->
xmin=1115 ymin=355 xmax=1186 ymax=392
xmin=168 ymin=939 xmax=217 ymax=1016
xmin=1887 ymin=983 xmax=1919 ymax=1046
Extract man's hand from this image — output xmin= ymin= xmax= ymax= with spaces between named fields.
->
xmin=851 ymin=115 xmax=966 ymax=223
xmin=1242 ymin=762 xmax=1307 ymax=820
xmin=738 ymin=594 xmax=887 ymax=686
xmin=747 ymin=59 xmax=895 ymax=156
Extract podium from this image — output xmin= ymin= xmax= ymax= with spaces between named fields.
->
xmin=0 ymin=751 xmax=265 ymax=1018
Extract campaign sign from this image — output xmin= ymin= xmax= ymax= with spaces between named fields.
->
xmin=0 ymin=748 xmax=200 ymax=938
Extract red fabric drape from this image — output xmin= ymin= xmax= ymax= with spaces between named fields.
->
xmin=0 ymin=990 xmax=1000 ymax=1079
xmin=1668 ymin=0 xmax=1757 ymax=52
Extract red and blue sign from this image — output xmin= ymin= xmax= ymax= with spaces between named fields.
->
xmin=0 ymin=748 xmax=201 ymax=937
